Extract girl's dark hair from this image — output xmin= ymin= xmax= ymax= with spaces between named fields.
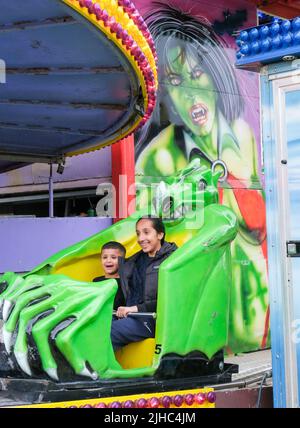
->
xmin=136 ymin=216 xmax=166 ymax=244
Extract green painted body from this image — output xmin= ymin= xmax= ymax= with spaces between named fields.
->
xmin=0 ymin=160 xmax=237 ymax=380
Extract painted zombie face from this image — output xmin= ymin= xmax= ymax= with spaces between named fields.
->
xmin=164 ymin=45 xmax=217 ymax=137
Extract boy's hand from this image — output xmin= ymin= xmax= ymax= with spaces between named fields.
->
xmin=116 ymin=306 xmax=138 ymax=318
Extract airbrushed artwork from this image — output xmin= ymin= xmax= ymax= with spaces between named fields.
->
xmin=134 ymin=0 xmax=269 ymax=353
xmin=0 ymin=161 xmax=238 ymax=381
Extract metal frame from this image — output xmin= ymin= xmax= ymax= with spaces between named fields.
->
xmin=0 ymin=188 xmax=97 ymax=204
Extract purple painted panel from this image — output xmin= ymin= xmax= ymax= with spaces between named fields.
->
xmin=0 ymin=148 xmax=111 ymax=188
xmin=0 ymin=217 xmax=112 ymax=273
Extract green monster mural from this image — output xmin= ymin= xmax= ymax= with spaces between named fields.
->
xmin=135 ymin=4 xmax=269 ymax=353
xmin=0 ymin=161 xmax=237 ymax=381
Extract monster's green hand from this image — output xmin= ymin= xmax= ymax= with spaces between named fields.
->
xmin=0 ymin=274 xmax=120 ymax=381
xmin=0 ymin=273 xmax=45 ymax=322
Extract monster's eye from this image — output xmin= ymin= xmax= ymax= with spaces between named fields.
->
xmin=198 ymin=179 xmax=207 ymax=191
xmin=162 ymin=196 xmax=174 ymax=214
xmin=191 ymin=68 xmax=203 ymax=79
xmin=168 ymin=74 xmax=182 ymax=86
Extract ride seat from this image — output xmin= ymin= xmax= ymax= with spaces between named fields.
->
xmin=115 ymin=338 xmax=156 ymax=369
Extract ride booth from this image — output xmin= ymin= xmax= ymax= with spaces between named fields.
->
xmin=236 ymin=15 xmax=300 ymax=408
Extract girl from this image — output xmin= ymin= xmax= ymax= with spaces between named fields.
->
xmin=111 ymin=216 xmax=177 ymax=350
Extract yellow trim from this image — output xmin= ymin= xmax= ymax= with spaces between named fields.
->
xmin=51 ymin=236 xmax=141 ymax=279
xmin=11 ymin=388 xmax=215 ymax=408
xmin=54 ymin=254 xmax=103 ymax=282
xmin=66 ymin=124 xmax=137 ymax=156
xmin=98 ymin=0 xmax=157 ymax=82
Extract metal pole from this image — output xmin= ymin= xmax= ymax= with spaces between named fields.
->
xmin=112 ymin=311 xmax=156 ymax=319
xmin=49 ymin=163 xmax=54 ymax=218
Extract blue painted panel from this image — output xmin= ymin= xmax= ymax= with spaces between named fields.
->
xmin=0 ymin=23 xmax=120 ymax=68
xmin=1 ymin=73 xmax=131 ymax=105
xmin=237 ymin=46 xmax=300 ymax=69
xmin=0 ymin=0 xmax=65 ymax=25
xmin=0 ymin=104 xmax=124 ymax=133
xmin=0 ymin=128 xmax=85 ymax=153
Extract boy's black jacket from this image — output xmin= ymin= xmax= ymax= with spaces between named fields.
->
xmin=118 ymin=241 xmax=177 ymax=313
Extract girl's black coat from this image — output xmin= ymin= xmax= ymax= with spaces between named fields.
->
xmin=118 ymin=242 xmax=177 ymax=312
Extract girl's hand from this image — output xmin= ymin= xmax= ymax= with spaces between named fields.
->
xmin=116 ymin=306 xmax=138 ymax=318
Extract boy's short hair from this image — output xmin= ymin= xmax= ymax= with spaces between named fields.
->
xmin=100 ymin=241 xmax=126 ymax=256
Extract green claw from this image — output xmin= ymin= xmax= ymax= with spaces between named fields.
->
xmin=0 ymin=273 xmax=24 ymax=306
xmin=14 ymin=351 xmax=32 ymax=377
xmin=3 ymin=327 xmax=13 ymax=354
xmin=2 ymin=275 xmax=119 ymax=380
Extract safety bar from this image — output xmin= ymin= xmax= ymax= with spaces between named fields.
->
xmin=113 ymin=311 xmax=156 ymax=319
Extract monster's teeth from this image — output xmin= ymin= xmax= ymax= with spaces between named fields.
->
xmin=14 ymin=351 xmax=32 ymax=376
xmin=3 ymin=328 xmax=13 ymax=354
xmin=45 ymin=368 xmax=59 ymax=381
xmin=2 ymin=300 xmax=12 ymax=322
xmin=192 ymin=108 xmax=205 ymax=119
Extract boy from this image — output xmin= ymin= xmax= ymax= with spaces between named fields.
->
xmin=93 ymin=241 xmax=126 ymax=310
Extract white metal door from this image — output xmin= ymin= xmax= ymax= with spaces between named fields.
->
xmin=271 ymin=72 xmax=300 ymax=407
